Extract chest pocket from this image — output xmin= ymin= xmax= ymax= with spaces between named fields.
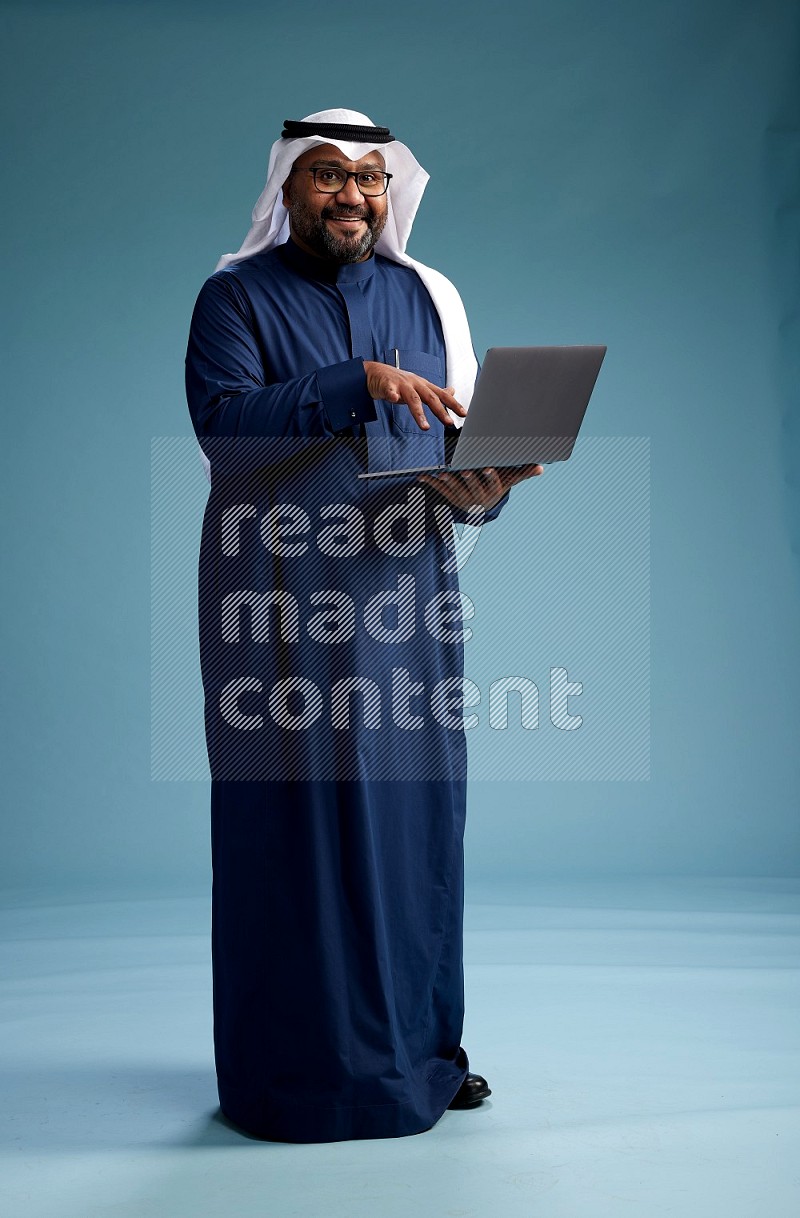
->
xmin=381 ymin=348 xmax=447 ymax=436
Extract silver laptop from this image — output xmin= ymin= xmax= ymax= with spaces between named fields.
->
xmin=358 ymin=345 xmax=607 ymax=479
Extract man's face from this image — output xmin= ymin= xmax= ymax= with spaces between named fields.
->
xmin=281 ymin=144 xmax=388 ymax=263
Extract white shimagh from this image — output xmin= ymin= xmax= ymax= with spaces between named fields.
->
xmin=199 ymin=108 xmax=477 ymax=482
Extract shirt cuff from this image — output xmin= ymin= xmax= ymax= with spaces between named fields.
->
xmin=316 ymin=358 xmax=377 ymax=433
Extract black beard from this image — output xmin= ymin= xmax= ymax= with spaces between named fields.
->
xmin=287 ymin=198 xmax=387 ymax=263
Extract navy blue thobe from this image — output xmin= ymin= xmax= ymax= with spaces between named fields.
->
xmin=185 ymin=237 xmax=506 ymax=1143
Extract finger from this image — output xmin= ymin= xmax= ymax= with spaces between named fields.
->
xmin=418 ymin=472 xmax=446 ymax=495
xmin=398 ymin=385 xmax=429 ymax=430
xmin=420 ymin=387 xmax=458 ymax=428
xmin=467 ymin=468 xmax=504 ymax=508
xmin=440 ymin=468 xmax=502 ymax=510
xmin=479 ymin=467 xmax=504 ymax=497
xmin=461 ymin=469 xmax=484 ymax=495
xmin=445 ymin=471 xmax=484 ymax=508
xmin=511 ymin=463 xmax=544 ymax=482
xmin=420 ymin=472 xmax=471 ymax=508
xmin=419 ymin=379 xmax=467 ymax=416
xmin=497 ymin=463 xmax=543 ymax=488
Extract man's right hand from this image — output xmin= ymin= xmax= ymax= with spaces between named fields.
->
xmin=363 ymin=360 xmax=468 ymax=431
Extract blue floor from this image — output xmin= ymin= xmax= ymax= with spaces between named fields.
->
xmin=1 ymin=877 xmax=798 ymax=1217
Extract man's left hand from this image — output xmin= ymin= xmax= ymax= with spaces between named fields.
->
xmin=418 ymin=464 xmax=543 ymax=511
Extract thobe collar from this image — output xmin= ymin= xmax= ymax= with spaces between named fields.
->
xmin=279 ymin=236 xmax=378 ymax=285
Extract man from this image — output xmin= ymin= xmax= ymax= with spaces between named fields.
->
xmin=185 ymin=109 xmax=542 ymax=1144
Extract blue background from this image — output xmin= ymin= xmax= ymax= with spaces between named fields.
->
xmin=2 ymin=0 xmax=798 ymax=895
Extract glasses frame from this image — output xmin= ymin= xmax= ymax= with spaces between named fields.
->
xmin=288 ymin=167 xmax=393 ymax=197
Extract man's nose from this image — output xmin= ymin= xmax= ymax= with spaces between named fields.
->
xmin=335 ymin=174 xmax=366 ymax=205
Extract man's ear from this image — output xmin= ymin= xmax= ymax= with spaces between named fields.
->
xmin=281 ymin=175 xmax=294 ymax=209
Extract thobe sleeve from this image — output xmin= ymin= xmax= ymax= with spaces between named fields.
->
xmin=185 ymin=274 xmax=377 ymax=440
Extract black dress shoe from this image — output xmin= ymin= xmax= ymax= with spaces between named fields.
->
xmin=447 ymin=1072 xmax=492 ymax=1109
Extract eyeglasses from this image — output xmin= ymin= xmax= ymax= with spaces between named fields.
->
xmin=288 ymin=167 xmax=393 ymax=197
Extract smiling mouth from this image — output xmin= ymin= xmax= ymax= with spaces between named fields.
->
xmin=326 ymin=215 xmax=367 ymax=225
